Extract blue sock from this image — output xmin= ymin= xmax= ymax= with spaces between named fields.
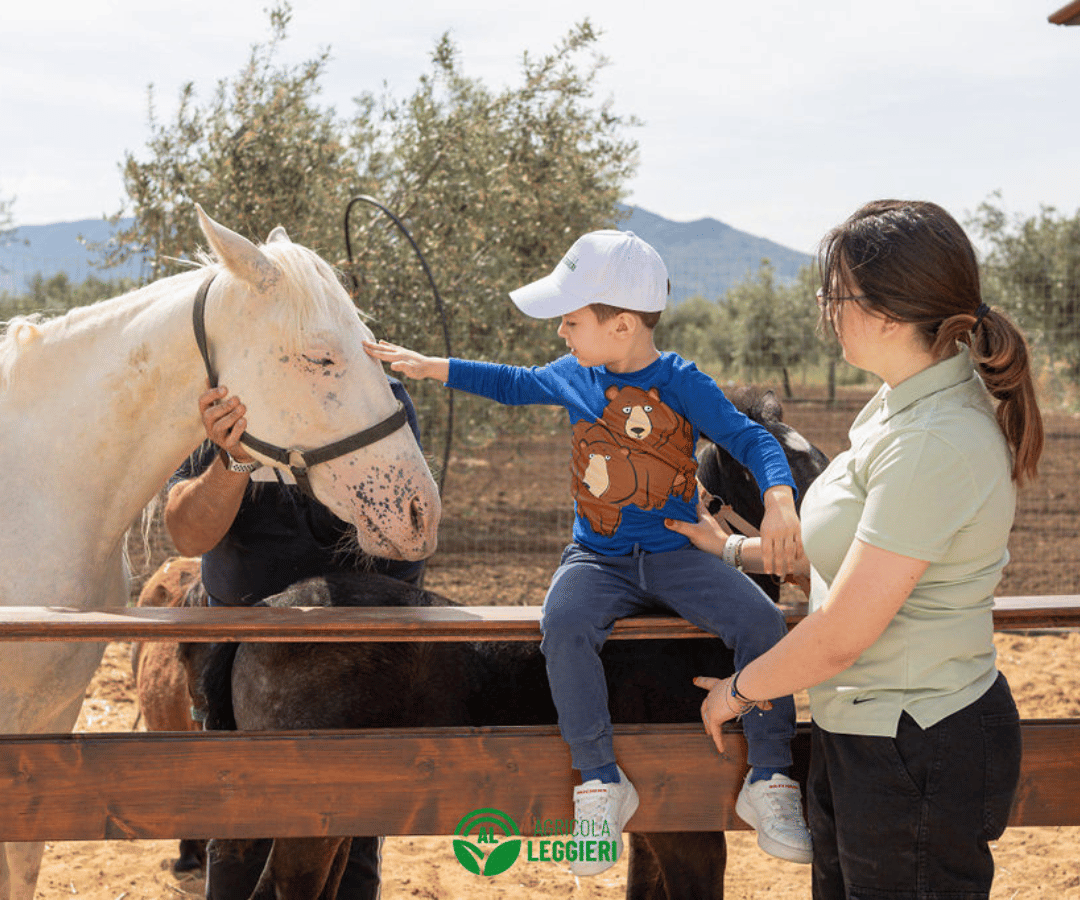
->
xmin=749 ymin=766 xmax=790 ymax=784
xmin=580 ymin=762 xmax=621 ymax=784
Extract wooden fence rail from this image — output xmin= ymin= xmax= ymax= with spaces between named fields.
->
xmin=1 ymin=594 xmax=1078 ymax=643
xmin=1 ymin=596 xmax=1078 ymax=843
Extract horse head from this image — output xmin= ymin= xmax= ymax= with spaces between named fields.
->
xmin=195 ymin=206 xmax=440 ymax=561
xmin=697 ymin=389 xmax=829 ymax=601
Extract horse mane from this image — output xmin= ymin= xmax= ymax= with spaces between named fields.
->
xmin=0 ymin=275 xmax=196 ymax=390
xmin=250 ymin=240 xmax=363 ymax=352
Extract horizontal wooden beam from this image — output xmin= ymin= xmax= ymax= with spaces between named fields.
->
xmin=2 ymin=720 xmax=1076 ymax=842
xmin=0 ymin=595 xmax=1077 ymax=642
xmin=0 ymin=725 xmax=752 ymax=841
xmin=0 ymin=604 xmax=711 ymax=642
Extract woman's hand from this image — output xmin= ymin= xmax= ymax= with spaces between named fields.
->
xmin=693 ymin=674 xmax=773 ymax=754
xmin=664 ymin=496 xmax=731 ymax=557
xmin=759 ymin=486 xmax=802 ymax=577
xmin=363 ymin=339 xmax=449 ymax=382
xmin=199 ymin=385 xmax=256 ymax=463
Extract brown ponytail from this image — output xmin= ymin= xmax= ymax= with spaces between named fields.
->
xmin=822 ymin=200 xmax=1044 ymax=483
xmin=931 ymin=307 xmax=1043 ymax=483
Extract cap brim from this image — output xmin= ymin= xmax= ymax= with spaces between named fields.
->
xmin=509 ymin=273 xmax=588 ymax=319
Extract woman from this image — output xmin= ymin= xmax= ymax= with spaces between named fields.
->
xmin=667 ymin=199 xmax=1043 ymax=898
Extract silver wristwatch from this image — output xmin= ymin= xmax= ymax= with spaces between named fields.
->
xmin=222 ymin=448 xmax=262 ymax=475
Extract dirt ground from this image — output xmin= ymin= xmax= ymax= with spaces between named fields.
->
xmin=31 ymin=391 xmax=1080 ymax=899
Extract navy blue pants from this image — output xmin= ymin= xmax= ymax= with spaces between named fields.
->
xmin=540 ymin=542 xmax=795 ymax=772
xmin=809 ymin=673 xmax=1021 ymax=899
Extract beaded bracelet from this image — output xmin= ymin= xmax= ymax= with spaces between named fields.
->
xmin=722 ymin=534 xmax=747 ymax=571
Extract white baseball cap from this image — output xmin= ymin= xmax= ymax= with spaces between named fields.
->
xmin=509 ymin=230 xmax=669 ymax=319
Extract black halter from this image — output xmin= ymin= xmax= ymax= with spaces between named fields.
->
xmin=192 ymin=273 xmax=409 ymax=498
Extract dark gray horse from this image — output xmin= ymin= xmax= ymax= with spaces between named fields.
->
xmin=187 ymin=391 xmax=828 ymax=899
xmin=698 ymin=389 xmax=829 ymax=600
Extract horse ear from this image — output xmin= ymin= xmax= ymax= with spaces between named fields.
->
xmin=755 ymin=390 xmax=784 ymax=423
xmin=267 ymin=226 xmax=291 ymax=244
xmin=195 ymin=204 xmax=283 ymax=294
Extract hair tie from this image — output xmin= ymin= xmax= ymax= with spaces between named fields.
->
xmin=972 ymin=302 xmax=991 ymax=329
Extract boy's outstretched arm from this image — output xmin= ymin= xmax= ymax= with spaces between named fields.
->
xmin=759 ymin=485 xmax=802 ymax=577
xmin=364 ymin=339 xmax=450 ymax=382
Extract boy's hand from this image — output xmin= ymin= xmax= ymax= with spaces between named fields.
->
xmin=363 ymin=339 xmax=449 ymax=382
xmin=759 ymin=485 xmax=802 ymax=576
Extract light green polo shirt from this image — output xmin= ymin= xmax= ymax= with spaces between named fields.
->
xmin=802 ymin=345 xmax=1015 ymax=737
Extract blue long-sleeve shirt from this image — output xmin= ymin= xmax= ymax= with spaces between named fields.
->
xmin=448 ymin=352 xmax=796 ymax=556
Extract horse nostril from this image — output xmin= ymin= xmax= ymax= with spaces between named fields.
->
xmin=410 ymin=497 xmax=424 ymax=534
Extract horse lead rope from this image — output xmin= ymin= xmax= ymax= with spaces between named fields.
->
xmin=343 ymin=195 xmax=453 ymax=498
xmin=191 ymin=273 xmax=409 ymax=499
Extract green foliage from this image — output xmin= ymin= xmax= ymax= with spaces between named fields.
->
xmin=654 ymin=294 xmax=735 ymax=370
xmin=659 ymin=261 xmax=826 ymax=392
xmin=0 ymin=271 xmax=138 ymax=320
xmin=345 ymin=22 xmax=637 ymax=440
xmin=99 ymin=2 xmax=359 ymax=278
xmin=100 ymin=5 xmax=638 ymax=445
xmin=725 ymin=260 xmax=815 ymax=380
xmin=970 ymin=193 xmax=1080 ymax=379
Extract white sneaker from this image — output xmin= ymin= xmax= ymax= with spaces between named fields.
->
xmin=735 ymin=771 xmax=813 ymax=864
xmin=569 ymin=766 xmax=639 ymax=876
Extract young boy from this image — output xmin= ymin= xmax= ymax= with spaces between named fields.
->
xmin=364 ymin=230 xmax=812 ymax=872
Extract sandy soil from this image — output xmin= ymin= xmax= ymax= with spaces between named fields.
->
xmin=32 ymin=629 xmax=1080 ymax=900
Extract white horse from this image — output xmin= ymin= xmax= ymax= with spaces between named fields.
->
xmin=0 ymin=206 xmax=441 ymax=899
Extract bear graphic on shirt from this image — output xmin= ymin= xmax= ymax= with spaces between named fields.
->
xmin=571 ymin=422 xmax=640 ymax=536
xmin=570 ymin=388 xmax=698 ymax=535
xmin=599 ymin=385 xmax=697 ymax=509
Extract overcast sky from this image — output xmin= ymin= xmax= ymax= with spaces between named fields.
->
xmin=2 ymin=0 xmax=1077 ymax=254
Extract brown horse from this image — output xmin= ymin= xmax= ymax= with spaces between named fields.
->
xmin=131 ymin=556 xmax=208 ymax=874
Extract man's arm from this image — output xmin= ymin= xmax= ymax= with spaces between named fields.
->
xmin=164 ymin=385 xmax=255 ymax=557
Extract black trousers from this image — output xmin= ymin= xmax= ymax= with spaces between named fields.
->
xmin=205 ymin=836 xmax=380 ymax=899
xmin=809 ymin=673 xmax=1021 ymax=900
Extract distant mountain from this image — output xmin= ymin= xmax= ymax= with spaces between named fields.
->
xmin=0 ymin=208 xmax=812 ymax=304
xmin=0 ymin=218 xmax=145 ymax=294
xmin=618 ymin=205 xmax=813 ymax=305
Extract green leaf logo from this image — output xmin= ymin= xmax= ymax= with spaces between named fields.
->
xmin=452 ymin=808 xmax=522 ymax=877
xmin=453 ymin=839 xmax=484 ymax=875
xmin=483 ymin=838 xmax=521 ymax=876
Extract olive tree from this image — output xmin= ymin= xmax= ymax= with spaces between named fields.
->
xmin=723 ymin=260 xmax=822 ymax=395
xmin=99 ymin=3 xmax=360 ymax=278
xmin=970 ymin=194 xmax=1080 ymax=381
xmin=101 ymin=5 xmax=638 ymax=446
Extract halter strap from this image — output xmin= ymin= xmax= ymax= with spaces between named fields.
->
xmin=239 ymin=406 xmax=409 ymax=493
xmin=192 ymin=274 xmax=219 ymax=388
xmin=192 ymin=272 xmax=409 ymax=497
